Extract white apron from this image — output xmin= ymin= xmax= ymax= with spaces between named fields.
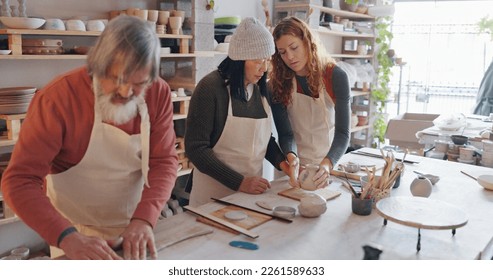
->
xmin=287 ymin=78 xmax=335 ymax=166
xmin=47 ymin=79 xmax=150 ymax=240
xmin=189 ymin=92 xmax=272 ymax=207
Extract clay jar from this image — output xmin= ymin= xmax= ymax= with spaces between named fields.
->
xmin=298 ymin=164 xmax=319 ymax=191
xmin=410 ymin=176 xmax=432 ymax=197
xmin=298 ymin=193 xmax=327 ymax=218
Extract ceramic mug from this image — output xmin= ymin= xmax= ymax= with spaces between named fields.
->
xmin=147 ymin=10 xmax=159 ymax=23
xmin=158 ymin=10 xmax=170 ymax=25
xmin=299 ymin=164 xmax=319 ymax=191
xmin=177 ymin=88 xmax=186 ymax=97
xmin=134 ymin=9 xmax=148 ymax=21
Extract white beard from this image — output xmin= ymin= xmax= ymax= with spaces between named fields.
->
xmin=94 ymin=80 xmax=146 ymax=125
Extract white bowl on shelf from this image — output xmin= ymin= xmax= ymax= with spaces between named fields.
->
xmin=0 ymin=17 xmax=46 ymax=29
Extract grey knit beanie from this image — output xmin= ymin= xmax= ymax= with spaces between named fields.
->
xmin=228 ymin=17 xmax=275 ymax=61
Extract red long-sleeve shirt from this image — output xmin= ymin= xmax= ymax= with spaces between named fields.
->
xmin=1 ymin=67 xmax=178 ymax=246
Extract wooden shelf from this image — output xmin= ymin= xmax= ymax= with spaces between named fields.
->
xmin=0 ymin=29 xmax=193 ymax=39
xmin=352 ymin=104 xmax=370 ymax=111
xmin=167 ymin=80 xmax=196 ymax=90
xmin=177 ymin=168 xmax=192 ymax=177
xmin=332 ymin=53 xmax=373 ymax=59
xmin=0 ymin=215 xmax=19 ymax=226
xmin=315 ymin=28 xmax=374 ymax=38
xmin=0 ymin=139 xmax=16 ymax=147
xmin=312 ymin=5 xmax=375 ymax=20
xmin=0 ymin=29 xmax=193 ymax=56
xmin=171 ymin=96 xmax=191 ymax=102
xmin=350 ymin=125 xmax=370 ymax=133
xmin=173 ymin=114 xmax=187 ymax=120
xmin=274 ymin=3 xmax=374 ymax=19
xmin=351 ymin=90 xmax=370 ymax=97
xmin=0 ymin=52 xmax=210 ymax=60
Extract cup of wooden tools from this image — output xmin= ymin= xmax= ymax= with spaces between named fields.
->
xmin=358 ymin=149 xmax=407 ymax=208
xmin=351 ymin=193 xmax=373 ymax=216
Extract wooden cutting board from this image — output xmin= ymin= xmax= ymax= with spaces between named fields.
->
xmin=278 ymin=187 xmax=341 ymax=201
xmin=153 ymin=218 xmax=214 ymax=252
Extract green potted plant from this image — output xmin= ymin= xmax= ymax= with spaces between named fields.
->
xmin=340 ymin=0 xmax=359 ymax=12
xmin=478 ymin=15 xmax=493 ymax=41
xmin=371 ymin=16 xmax=393 ymax=146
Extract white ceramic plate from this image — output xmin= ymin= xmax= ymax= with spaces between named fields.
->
xmin=0 ymin=50 xmax=12 ymax=55
xmin=478 ymin=175 xmax=493 ymax=191
xmin=224 ymin=210 xmax=248 ymax=221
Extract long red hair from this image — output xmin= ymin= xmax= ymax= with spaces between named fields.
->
xmin=269 ymin=16 xmax=335 ymax=105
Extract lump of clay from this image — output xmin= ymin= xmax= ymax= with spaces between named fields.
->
xmin=298 ymin=193 xmax=327 ymax=218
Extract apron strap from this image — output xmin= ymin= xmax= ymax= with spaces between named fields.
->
xmin=138 ymin=99 xmax=150 ymax=188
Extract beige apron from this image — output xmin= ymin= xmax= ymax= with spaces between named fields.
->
xmin=189 ymin=92 xmax=272 ymax=207
xmin=287 ymin=78 xmax=335 ymax=166
xmin=47 ymin=79 xmax=150 ymax=256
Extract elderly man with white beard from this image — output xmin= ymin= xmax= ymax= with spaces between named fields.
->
xmin=1 ymin=16 xmax=178 ymax=260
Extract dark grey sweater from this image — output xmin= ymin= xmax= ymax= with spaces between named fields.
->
xmin=185 ymin=70 xmax=285 ymax=191
xmin=270 ymin=65 xmax=351 ymax=166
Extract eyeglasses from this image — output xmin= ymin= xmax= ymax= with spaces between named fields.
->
xmin=250 ymin=58 xmax=271 ymax=72
xmin=105 ymin=74 xmax=151 ymax=92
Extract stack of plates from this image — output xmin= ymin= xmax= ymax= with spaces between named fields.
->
xmin=0 ymin=87 xmax=36 ymax=114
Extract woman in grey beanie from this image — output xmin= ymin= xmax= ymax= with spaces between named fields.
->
xmin=269 ymin=16 xmax=351 ymax=189
xmin=185 ymin=17 xmax=298 ymax=206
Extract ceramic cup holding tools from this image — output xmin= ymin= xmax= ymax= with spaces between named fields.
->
xmin=351 ymin=196 xmax=372 ymax=216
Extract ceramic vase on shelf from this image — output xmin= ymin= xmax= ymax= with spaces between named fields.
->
xmin=410 ymin=176 xmax=432 ymax=197
xmin=18 ymin=0 xmax=26 ymax=17
xmin=1 ymin=0 xmax=11 ymax=17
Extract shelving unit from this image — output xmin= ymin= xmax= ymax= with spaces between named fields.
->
xmin=0 ymin=29 xmax=193 ymax=56
xmin=0 ymin=1 xmax=216 ymax=220
xmin=273 ymin=0 xmax=376 ymax=147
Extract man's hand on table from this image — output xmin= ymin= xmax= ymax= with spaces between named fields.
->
xmin=59 ymin=231 xmax=122 ymax=260
xmin=120 ymin=218 xmax=157 ymax=260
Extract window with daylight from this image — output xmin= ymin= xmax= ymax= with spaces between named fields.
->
xmin=386 ymin=0 xmax=493 ymax=118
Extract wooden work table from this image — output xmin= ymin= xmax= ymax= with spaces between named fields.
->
xmin=154 ymin=148 xmax=493 ymax=260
